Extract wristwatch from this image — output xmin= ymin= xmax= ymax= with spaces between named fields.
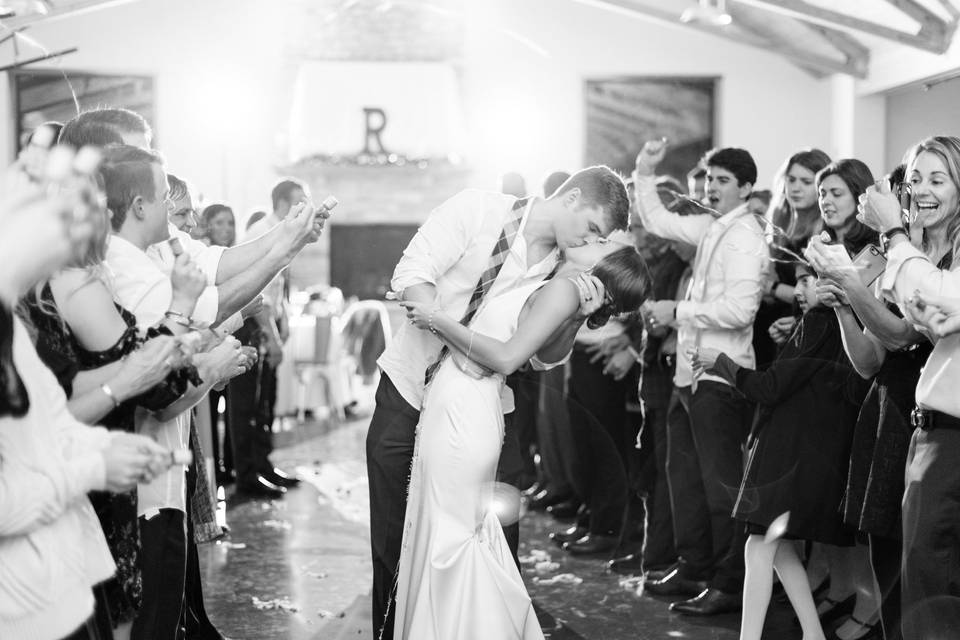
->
xmin=882 ymin=226 xmax=908 ymax=243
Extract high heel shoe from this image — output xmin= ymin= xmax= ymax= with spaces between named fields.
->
xmin=826 ymin=615 xmax=881 ymax=640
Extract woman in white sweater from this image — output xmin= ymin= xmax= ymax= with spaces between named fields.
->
xmin=0 ymin=147 xmax=170 ymax=640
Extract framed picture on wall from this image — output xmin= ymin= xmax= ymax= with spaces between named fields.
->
xmin=11 ymin=69 xmax=155 ymax=152
xmin=585 ymin=76 xmax=717 ymax=185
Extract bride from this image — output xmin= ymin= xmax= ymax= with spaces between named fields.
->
xmin=394 ymin=238 xmax=650 ymax=640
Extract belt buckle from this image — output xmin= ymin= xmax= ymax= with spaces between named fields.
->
xmin=911 ymin=407 xmax=928 ymax=430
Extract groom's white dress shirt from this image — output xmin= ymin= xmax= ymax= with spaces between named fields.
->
xmin=378 ymin=189 xmax=560 ymax=411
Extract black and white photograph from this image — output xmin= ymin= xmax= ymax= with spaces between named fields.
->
xmin=2 ymin=1 xmax=960 ymax=639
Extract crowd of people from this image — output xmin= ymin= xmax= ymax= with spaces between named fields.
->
xmin=463 ymin=136 xmax=960 ymax=640
xmin=1 ymin=107 xmax=330 ymax=640
xmin=3 ymin=101 xmax=960 ymax=640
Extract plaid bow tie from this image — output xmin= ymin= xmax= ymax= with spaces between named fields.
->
xmin=423 ymin=197 xmax=529 ymax=387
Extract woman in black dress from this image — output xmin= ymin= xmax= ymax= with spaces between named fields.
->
xmin=692 ymin=262 xmax=869 ymax=640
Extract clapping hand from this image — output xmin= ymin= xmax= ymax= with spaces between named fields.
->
xmin=688 ymin=346 xmax=721 ymax=378
xmin=101 ymin=432 xmax=172 ymax=491
xmin=905 ymin=291 xmax=960 ymax=339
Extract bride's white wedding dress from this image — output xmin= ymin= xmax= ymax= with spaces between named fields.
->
xmin=393 ymin=281 xmax=546 ymax=640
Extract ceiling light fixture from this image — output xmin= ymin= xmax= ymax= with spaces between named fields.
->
xmin=680 ymin=0 xmax=733 ymax=27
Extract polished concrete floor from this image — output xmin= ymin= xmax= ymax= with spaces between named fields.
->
xmin=200 ymin=413 xmax=802 ymax=640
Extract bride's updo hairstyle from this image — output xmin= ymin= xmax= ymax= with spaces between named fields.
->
xmin=586 ymin=245 xmax=650 ymax=329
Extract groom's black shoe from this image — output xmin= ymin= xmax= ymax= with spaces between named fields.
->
xmin=563 ymin=533 xmax=618 ymax=556
xmin=669 ymin=588 xmax=741 ymax=616
xmin=606 ymin=553 xmax=645 ymax=575
xmin=546 ymin=499 xmax=581 ymax=520
xmin=527 ymin=489 xmax=569 ymax=511
xmin=549 ymin=525 xmax=587 ymax=547
xmin=643 ymin=567 xmax=708 ymax=597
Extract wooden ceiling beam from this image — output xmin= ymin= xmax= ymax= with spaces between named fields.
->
xmin=572 ymin=0 xmax=862 ymax=78
xmin=734 ymin=0 xmax=954 ymax=53
xmin=806 ymin=24 xmax=871 ymax=78
xmin=0 ymin=0 xmax=139 ymax=30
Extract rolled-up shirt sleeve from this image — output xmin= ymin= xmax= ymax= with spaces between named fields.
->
xmin=192 ymin=285 xmax=220 ymax=326
xmin=676 ymin=221 xmax=768 ymax=330
xmin=882 ymin=241 xmax=960 ymax=304
xmin=218 ymin=312 xmax=244 ymax=335
xmin=633 ymin=174 xmax=712 ymax=247
xmin=391 ymin=190 xmax=479 ymax=293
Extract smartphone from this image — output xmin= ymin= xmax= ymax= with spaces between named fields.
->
xmin=852 ymin=244 xmax=887 ymax=287
xmin=896 ymin=182 xmax=912 ymax=230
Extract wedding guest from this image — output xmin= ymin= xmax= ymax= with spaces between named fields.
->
xmin=808 ymin=160 xmax=926 ymax=640
xmin=754 ymin=149 xmax=831 ymax=367
xmin=202 ymin=204 xmax=238 ymax=250
xmin=227 ymin=181 xmax=306 ymax=498
xmin=693 ymin=257 xmax=869 ymax=640
xmin=17 ymin=121 xmax=63 ymax=182
xmin=24 ymin=176 xmax=205 ymax=639
xmin=0 ymin=145 xmax=170 ymax=640
xmin=98 ymin=144 xmax=255 ymax=639
xmin=635 ymin=140 xmax=768 ymax=616
xmin=59 ymin=107 xmax=326 ymax=328
xmin=833 ymin=135 xmax=960 ymax=640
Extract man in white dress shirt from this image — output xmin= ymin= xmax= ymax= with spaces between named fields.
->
xmin=367 ymin=166 xmax=631 ymax=639
xmin=634 ymin=140 xmax=768 ymax=616
xmin=59 ymin=108 xmax=327 ymax=328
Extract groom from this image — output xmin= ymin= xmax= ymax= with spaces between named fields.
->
xmin=367 ymin=167 xmax=630 ymax=639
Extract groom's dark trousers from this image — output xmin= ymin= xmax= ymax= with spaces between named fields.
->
xmin=366 ymin=373 xmax=522 ymax=640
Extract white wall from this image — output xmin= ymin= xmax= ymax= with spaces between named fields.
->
xmin=1 ymin=0 xmax=300 ymax=220
xmin=1 ymin=0 xmax=838 ymax=218
xmin=884 ymin=76 xmax=960 ymax=169
xmin=462 ymin=0 xmax=836 ymax=190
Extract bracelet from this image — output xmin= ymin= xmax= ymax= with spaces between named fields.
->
xmin=100 ymin=383 xmax=121 ymax=408
xmin=427 ymin=307 xmax=439 ymax=335
xmin=467 ymin=330 xmax=475 ymax=359
xmin=164 ymin=310 xmax=192 ymax=328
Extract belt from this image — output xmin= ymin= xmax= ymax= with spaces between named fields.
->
xmin=910 ymin=407 xmax=960 ymax=431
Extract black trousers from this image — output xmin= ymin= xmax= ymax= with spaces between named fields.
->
xmin=179 ymin=465 xmax=220 ymax=640
xmin=534 ymin=364 xmax=576 ymax=497
xmin=131 ymin=509 xmax=187 ymax=640
xmin=227 ymin=320 xmax=275 ymax=483
xmin=505 ymin=366 xmax=541 ymax=490
xmin=566 ymin=348 xmax=632 ymax=536
xmin=365 ymin=373 xmax=521 ymax=640
xmin=870 ymin=534 xmax=902 ymax=640
xmin=667 ymin=382 xmax=751 ymax=593
xmin=901 ymin=427 xmax=960 ymax=640
xmin=641 ymin=401 xmax=677 ymax=570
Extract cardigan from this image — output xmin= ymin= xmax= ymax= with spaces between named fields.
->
xmin=0 ymin=313 xmax=116 ymax=640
